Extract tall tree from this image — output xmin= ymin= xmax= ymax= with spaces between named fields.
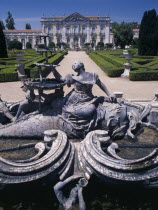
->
xmin=25 ymin=23 xmax=31 ymax=29
xmin=0 ymin=21 xmax=8 ymax=58
xmin=112 ymin=22 xmax=133 ymax=49
xmin=138 ymin=9 xmax=158 ymax=56
xmin=5 ymin=11 xmax=15 ymax=29
xmin=0 ymin=20 xmax=5 ymax=29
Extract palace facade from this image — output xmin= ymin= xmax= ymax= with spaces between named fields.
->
xmin=3 ymin=12 xmax=113 ymax=49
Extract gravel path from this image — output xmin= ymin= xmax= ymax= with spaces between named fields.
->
xmin=0 ymin=51 xmax=158 ymax=102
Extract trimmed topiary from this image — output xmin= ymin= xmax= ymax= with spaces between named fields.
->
xmin=48 ymin=42 xmax=55 ymax=48
xmin=26 ymin=42 xmax=32 ymax=49
xmin=8 ymin=40 xmax=22 ymax=50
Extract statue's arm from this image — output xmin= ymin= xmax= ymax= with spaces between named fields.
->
xmin=51 ymin=68 xmax=74 ymax=86
xmin=77 ymin=185 xmax=86 ymax=210
xmin=96 ymin=78 xmax=117 ymax=102
xmin=54 ymin=174 xmax=83 ymax=192
xmin=51 ymin=67 xmax=64 ymax=81
xmin=96 ymin=78 xmax=110 ymax=96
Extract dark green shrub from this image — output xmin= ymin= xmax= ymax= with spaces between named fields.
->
xmin=130 ymin=70 xmax=158 ymax=81
xmin=8 ymin=40 xmax=22 ymax=50
xmin=97 ymin=42 xmax=104 ymax=49
xmin=105 ymin=43 xmax=113 ymax=48
xmin=84 ymin=43 xmax=90 ymax=48
xmin=49 ymin=42 xmax=55 ymax=48
xmin=26 ymin=42 xmax=32 ymax=49
xmin=38 ymin=44 xmax=45 ymax=48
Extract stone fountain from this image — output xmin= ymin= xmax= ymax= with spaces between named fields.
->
xmin=0 ymin=61 xmax=158 ymax=210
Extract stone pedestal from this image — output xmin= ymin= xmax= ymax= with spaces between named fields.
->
xmin=121 ymin=62 xmax=132 ymax=77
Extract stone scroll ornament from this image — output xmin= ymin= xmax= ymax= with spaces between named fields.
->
xmin=0 ymin=61 xmax=158 ymax=209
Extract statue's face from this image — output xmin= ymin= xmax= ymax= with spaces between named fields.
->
xmin=72 ymin=61 xmax=82 ymax=72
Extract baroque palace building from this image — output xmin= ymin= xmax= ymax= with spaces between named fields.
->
xmin=3 ymin=12 xmax=113 ymax=49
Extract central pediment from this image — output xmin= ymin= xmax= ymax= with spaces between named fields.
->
xmin=63 ymin=12 xmax=89 ymax=22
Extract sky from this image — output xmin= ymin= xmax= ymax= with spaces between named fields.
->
xmin=0 ymin=0 xmax=158 ymax=29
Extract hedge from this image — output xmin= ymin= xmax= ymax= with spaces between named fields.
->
xmin=88 ymin=52 xmax=124 ymax=77
xmin=129 ymin=70 xmax=158 ymax=81
xmin=0 ymin=51 xmax=67 ymax=82
xmin=88 ymin=49 xmax=158 ymax=80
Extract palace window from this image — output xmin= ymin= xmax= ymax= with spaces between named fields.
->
xmin=100 ymin=27 xmax=104 ymax=34
xmin=92 ymin=27 xmax=96 ymax=34
xmin=66 ymin=27 xmax=70 ymax=34
xmin=82 ymin=27 xmax=86 ymax=34
xmin=74 ymin=26 xmax=78 ymax=34
xmin=48 ymin=27 xmax=52 ymax=34
xmin=28 ymin=38 xmax=32 ymax=44
xmin=56 ymin=27 xmax=60 ymax=34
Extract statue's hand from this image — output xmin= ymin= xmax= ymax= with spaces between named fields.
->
xmin=109 ymin=94 xmax=117 ymax=103
xmin=71 ymin=173 xmax=83 ymax=180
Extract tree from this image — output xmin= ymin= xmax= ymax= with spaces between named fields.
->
xmin=127 ymin=22 xmax=140 ymax=30
xmin=113 ymin=22 xmax=133 ymax=49
xmin=25 ymin=23 xmax=31 ymax=29
xmin=138 ymin=9 xmax=158 ymax=56
xmin=5 ymin=11 xmax=15 ymax=29
xmin=132 ymin=38 xmax=139 ymax=48
xmin=8 ymin=40 xmax=22 ymax=50
xmin=0 ymin=20 xmax=5 ymax=29
xmin=0 ymin=21 xmax=8 ymax=57
xmin=26 ymin=42 xmax=32 ymax=49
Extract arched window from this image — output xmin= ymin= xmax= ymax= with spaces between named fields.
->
xmin=100 ymin=27 xmax=104 ymax=34
xmin=56 ymin=26 xmax=60 ymax=34
xmin=92 ymin=27 xmax=96 ymax=34
xmin=66 ymin=27 xmax=70 ymax=34
xmin=48 ymin=27 xmax=52 ymax=34
xmin=28 ymin=38 xmax=32 ymax=44
xmin=74 ymin=25 xmax=78 ymax=34
xmin=82 ymin=27 xmax=86 ymax=34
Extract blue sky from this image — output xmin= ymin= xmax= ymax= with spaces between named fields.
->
xmin=0 ymin=0 xmax=158 ymax=29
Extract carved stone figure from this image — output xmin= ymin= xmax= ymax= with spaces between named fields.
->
xmin=54 ymin=174 xmax=87 ymax=210
xmin=0 ymin=61 xmax=152 ymax=140
xmin=0 ymin=61 xmax=158 ymax=210
xmin=13 ymin=85 xmax=36 ymax=121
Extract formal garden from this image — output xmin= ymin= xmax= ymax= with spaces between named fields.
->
xmin=0 ymin=49 xmax=67 ymax=82
xmin=87 ymin=48 xmax=158 ymax=81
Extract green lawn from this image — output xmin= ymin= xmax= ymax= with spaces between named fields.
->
xmin=87 ymin=49 xmax=158 ymax=81
xmin=0 ymin=49 xmax=67 ymax=82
